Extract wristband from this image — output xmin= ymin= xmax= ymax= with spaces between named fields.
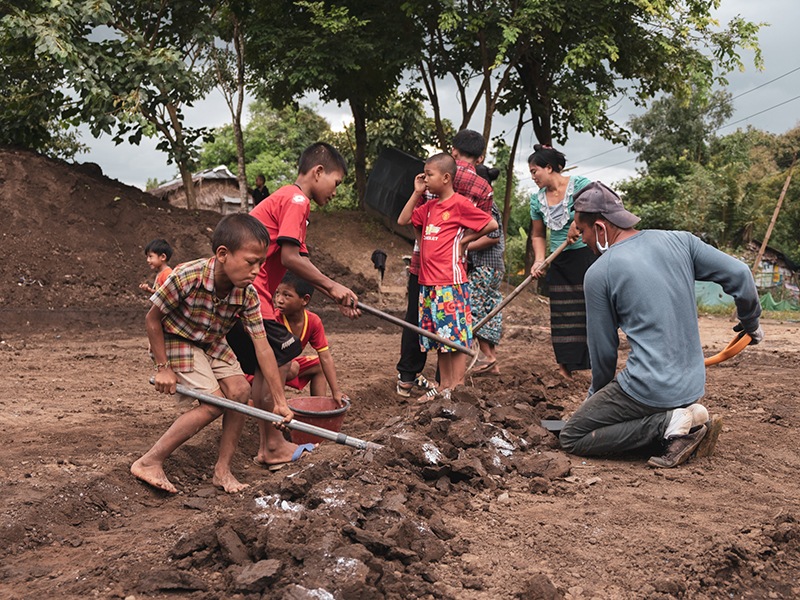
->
xmin=154 ymin=362 xmax=170 ymax=371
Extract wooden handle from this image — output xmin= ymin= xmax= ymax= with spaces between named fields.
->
xmin=473 ymin=239 xmax=570 ymax=333
xmin=357 ymin=301 xmax=477 ymax=357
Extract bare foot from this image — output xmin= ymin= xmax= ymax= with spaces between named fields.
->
xmin=131 ymin=458 xmax=178 ymax=494
xmin=212 ymin=470 xmax=249 ymax=493
xmin=253 ymin=441 xmax=301 ymax=469
xmin=558 ymin=364 xmax=573 ymax=379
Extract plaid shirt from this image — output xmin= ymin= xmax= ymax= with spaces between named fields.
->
xmin=150 ymin=257 xmax=266 ymax=372
xmin=410 ymin=159 xmax=493 ymax=275
xmin=469 ymin=202 xmax=505 ymax=272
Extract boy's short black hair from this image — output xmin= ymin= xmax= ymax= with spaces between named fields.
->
xmin=144 ymin=238 xmax=173 ymax=261
xmin=298 ymin=142 xmax=348 ymax=177
xmin=426 ymin=152 xmax=457 ymax=179
xmin=212 ymin=214 xmax=270 ymax=253
xmin=280 ymin=271 xmax=315 ymax=299
xmin=452 ymin=129 xmax=486 ymax=159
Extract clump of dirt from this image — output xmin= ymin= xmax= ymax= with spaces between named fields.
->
xmin=144 ymin=385 xmax=567 ymax=599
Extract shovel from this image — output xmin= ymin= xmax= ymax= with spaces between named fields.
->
xmin=150 ymin=379 xmax=383 ymax=451
xmin=467 ymin=239 xmax=570 ymax=372
xmin=357 ymin=301 xmax=477 ymax=357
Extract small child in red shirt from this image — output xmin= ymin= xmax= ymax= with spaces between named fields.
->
xmin=397 ymin=153 xmax=498 ymax=401
xmin=139 ymin=238 xmax=174 ymax=294
xmin=273 ymin=272 xmax=349 ymax=407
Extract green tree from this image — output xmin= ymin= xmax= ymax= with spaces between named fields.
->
xmin=5 ymin=0 xmax=218 ymax=209
xmin=245 ymin=0 xmax=420 ymax=206
xmin=208 ymin=1 xmax=251 ymax=210
xmin=628 ymin=87 xmax=734 ymax=172
xmin=0 ymin=1 xmax=85 ymax=159
xmin=199 ymin=100 xmax=331 ymax=193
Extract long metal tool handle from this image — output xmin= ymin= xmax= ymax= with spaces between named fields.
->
xmin=474 ymin=239 xmax=570 ymax=333
xmin=149 ymin=379 xmax=383 ymax=451
xmin=357 ymin=301 xmax=477 ymax=357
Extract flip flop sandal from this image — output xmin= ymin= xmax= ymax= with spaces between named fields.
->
xmin=416 ymin=387 xmax=440 ymax=403
xmin=265 ymin=443 xmax=317 ymax=472
xmin=472 ymin=360 xmax=497 ymax=374
xmin=414 ymin=374 xmax=434 ymax=390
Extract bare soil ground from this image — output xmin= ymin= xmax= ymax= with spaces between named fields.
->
xmin=1 ymin=148 xmax=799 ymax=599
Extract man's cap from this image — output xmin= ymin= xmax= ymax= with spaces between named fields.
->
xmin=573 ymin=182 xmax=640 ymax=228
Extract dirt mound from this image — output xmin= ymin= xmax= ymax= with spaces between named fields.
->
xmin=0 ymin=147 xmax=386 ymax=330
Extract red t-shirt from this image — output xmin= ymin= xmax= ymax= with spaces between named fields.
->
xmin=249 ymin=185 xmax=310 ymax=319
xmin=411 ymin=192 xmax=492 ymax=286
xmin=274 ymin=308 xmax=329 ymax=352
xmin=409 ymin=159 xmax=493 ymax=275
xmin=154 ymin=266 xmax=173 ymax=289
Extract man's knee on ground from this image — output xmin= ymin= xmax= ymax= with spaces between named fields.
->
xmin=558 ymin=420 xmax=582 ymax=454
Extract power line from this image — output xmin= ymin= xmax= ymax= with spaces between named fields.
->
xmin=581 ymin=156 xmax=637 ymax=177
xmin=729 ymin=65 xmax=800 ymax=101
xmin=572 ymin=145 xmax=626 ymax=164
xmin=582 ymin=92 xmax=800 ymax=176
xmin=717 ymin=93 xmax=800 ymax=130
xmin=549 ymin=67 xmax=800 ymax=178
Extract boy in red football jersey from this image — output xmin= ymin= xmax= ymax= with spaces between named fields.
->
xmin=227 ymin=142 xmax=359 ymax=469
xmin=273 ymin=271 xmax=348 ymax=407
xmin=397 ymin=153 xmax=498 ymax=401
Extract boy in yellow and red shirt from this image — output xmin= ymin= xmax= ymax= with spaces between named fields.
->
xmin=273 ymin=272 xmax=348 ymax=407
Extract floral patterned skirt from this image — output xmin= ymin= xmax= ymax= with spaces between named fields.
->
xmin=468 ymin=266 xmax=503 ymax=345
xmin=418 ymin=283 xmax=472 ymax=352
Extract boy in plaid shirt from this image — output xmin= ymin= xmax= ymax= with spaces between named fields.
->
xmin=131 ymin=214 xmax=292 ymax=494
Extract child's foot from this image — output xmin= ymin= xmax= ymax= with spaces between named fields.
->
xmin=252 ymin=441 xmax=309 ymax=469
xmin=131 ymin=458 xmax=178 ymax=494
xmin=212 ymin=469 xmax=249 ymax=494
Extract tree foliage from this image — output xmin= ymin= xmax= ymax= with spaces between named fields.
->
xmin=0 ymin=1 xmax=85 ymax=159
xmin=4 ymin=0 xmax=218 ymax=207
xmin=199 ymin=100 xmax=331 ymax=192
xmin=620 ymin=91 xmax=800 ymax=264
xmin=244 ymin=0 xmax=420 ymax=206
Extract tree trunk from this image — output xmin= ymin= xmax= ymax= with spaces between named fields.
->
xmin=232 ymin=18 xmax=249 ymax=212
xmin=349 ymin=98 xmax=368 ymax=208
xmin=502 ymin=106 xmax=527 ymax=243
xmin=165 ymin=101 xmax=197 ymax=210
xmin=179 ymin=165 xmax=196 ymax=210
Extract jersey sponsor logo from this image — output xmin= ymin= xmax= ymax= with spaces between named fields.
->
xmin=292 ymin=194 xmax=306 ymax=204
xmin=424 ymin=223 xmax=441 ymax=236
xmin=281 ymin=337 xmax=297 ymax=350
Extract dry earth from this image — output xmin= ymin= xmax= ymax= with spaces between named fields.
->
xmin=1 ymin=148 xmax=799 ymax=599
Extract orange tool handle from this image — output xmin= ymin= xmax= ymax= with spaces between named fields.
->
xmin=704 ymin=333 xmax=752 ymax=366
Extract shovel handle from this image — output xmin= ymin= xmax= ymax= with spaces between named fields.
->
xmin=357 ymin=301 xmax=477 ymax=357
xmin=149 ymin=379 xmax=383 ymax=451
xmin=474 ymin=239 xmax=569 ymax=333
xmin=704 ymin=333 xmax=752 ymax=366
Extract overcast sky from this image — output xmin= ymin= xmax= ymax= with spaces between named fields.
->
xmin=77 ymin=0 xmax=799 ymax=193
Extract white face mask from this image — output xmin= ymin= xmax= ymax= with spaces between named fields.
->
xmin=595 ymin=223 xmax=609 ymax=254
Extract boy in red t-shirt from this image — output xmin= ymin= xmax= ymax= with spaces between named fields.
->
xmin=139 ymin=238 xmax=173 ymax=294
xmin=397 ymin=153 xmax=498 ymax=401
xmin=273 ymin=272 xmax=348 ymax=407
xmin=227 ymin=142 xmax=360 ymax=469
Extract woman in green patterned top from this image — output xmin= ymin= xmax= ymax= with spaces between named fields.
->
xmin=528 ymin=144 xmax=596 ymax=378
